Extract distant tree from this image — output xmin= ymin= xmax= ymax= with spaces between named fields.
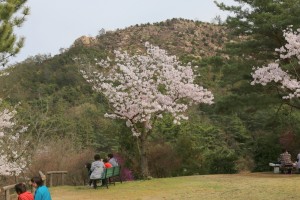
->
xmin=23 ymin=53 xmax=52 ymax=64
xmin=215 ymin=0 xmax=300 ymax=60
xmin=212 ymin=0 xmax=300 ymax=113
xmin=98 ymin=28 xmax=106 ymax=36
xmin=81 ymin=43 xmax=214 ymax=178
xmin=0 ymin=0 xmax=29 ymax=66
xmin=211 ymin=15 xmax=223 ymax=25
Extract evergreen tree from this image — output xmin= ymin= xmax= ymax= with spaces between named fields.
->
xmin=212 ymin=0 xmax=300 ymax=171
xmin=215 ymin=0 xmax=300 ymax=60
xmin=0 ymin=0 xmax=29 ymax=66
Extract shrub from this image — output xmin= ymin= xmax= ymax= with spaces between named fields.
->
xmin=148 ymin=142 xmax=181 ymax=177
xmin=27 ymin=137 xmax=94 ymax=186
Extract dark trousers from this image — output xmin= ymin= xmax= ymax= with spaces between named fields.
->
xmin=91 ymin=179 xmax=106 ymax=188
xmin=92 ymin=179 xmax=97 ymax=189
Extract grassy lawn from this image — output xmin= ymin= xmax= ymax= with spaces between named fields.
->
xmin=50 ymin=173 xmax=300 ymax=200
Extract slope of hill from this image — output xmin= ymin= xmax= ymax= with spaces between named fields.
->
xmin=1 ymin=18 xmax=288 ymax=178
xmin=73 ymin=18 xmax=229 ymax=59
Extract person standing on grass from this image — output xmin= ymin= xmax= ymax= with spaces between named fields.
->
xmin=15 ymin=183 xmax=34 ymax=200
xmin=31 ymin=176 xmax=52 ymax=200
xmin=107 ymin=153 xmax=118 ymax=167
xmin=90 ymin=154 xmax=105 ymax=189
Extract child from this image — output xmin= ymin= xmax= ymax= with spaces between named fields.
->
xmin=103 ymin=158 xmax=113 ymax=185
xmin=31 ymin=176 xmax=52 ymax=200
xmin=15 ymin=183 xmax=34 ymax=200
xmin=90 ymin=154 xmax=105 ymax=189
xmin=107 ymin=153 xmax=118 ymax=167
xmin=103 ymin=158 xmax=112 ymax=168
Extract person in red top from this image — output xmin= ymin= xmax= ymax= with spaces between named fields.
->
xmin=102 ymin=158 xmax=113 ymax=186
xmin=15 ymin=183 xmax=34 ymax=200
xmin=103 ymin=158 xmax=112 ymax=168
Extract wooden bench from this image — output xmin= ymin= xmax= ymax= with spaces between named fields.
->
xmin=96 ymin=167 xmax=114 ymax=189
xmin=94 ymin=166 xmax=123 ymax=188
xmin=111 ymin=166 xmax=122 ymax=184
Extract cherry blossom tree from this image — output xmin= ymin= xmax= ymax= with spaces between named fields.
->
xmin=0 ymin=102 xmax=28 ymax=176
xmin=81 ymin=42 xmax=214 ymax=177
xmin=251 ymin=27 xmax=300 ymax=101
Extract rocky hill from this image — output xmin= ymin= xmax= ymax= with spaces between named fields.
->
xmin=73 ymin=18 xmax=230 ymax=59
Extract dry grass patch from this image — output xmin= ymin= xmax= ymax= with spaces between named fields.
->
xmin=50 ymin=173 xmax=300 ymax=200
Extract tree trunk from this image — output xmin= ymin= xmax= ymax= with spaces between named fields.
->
xmin=139 ymin=134 xmax=149 ymax=179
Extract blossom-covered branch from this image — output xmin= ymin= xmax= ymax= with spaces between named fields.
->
xmin=251 ymin=27 xmax=300 ymax=99
xmin=81 ymin=42 xmax=214 ymax=136
xmin=0 ymin=104 xmax=28 ymax=176
xmin=80 ymin=42 xmax=214 ymax=177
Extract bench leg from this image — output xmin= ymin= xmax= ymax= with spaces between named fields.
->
xmin=105 ymin=178 xmax=109 ymax=189
xmin=274 ymin=167 xmax=280 ymax=173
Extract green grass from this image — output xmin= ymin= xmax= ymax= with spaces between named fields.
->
xmin=50 ymin=173 xmax=300 ymax=200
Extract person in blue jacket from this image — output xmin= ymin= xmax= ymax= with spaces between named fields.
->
xmin=31 ymin=176 xmax=52 ymax=200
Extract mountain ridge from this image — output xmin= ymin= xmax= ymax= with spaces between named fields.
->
xmin=72 ymin=18 xmax=230 ymax=59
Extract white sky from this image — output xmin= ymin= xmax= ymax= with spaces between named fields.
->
xmin=12 ymin=0 xmax=235 ymax=64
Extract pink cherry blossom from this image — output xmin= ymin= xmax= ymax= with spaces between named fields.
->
xmin=81 ymin=43 xmax=214 ymax=136
xmin=251 ymin=27 xmax=300 ymax=99
xmin=0 ymin=104 xmax=28 ymax=176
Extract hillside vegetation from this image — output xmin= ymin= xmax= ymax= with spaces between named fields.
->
xmin=1 ymin=18 xmax=300 ymax=182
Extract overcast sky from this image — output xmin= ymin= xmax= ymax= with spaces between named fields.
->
xmin=12 ymin=0 xmax=235 ymax=64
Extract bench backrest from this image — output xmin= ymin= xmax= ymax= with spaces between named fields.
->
xmin=104 ymin=167 xmax=114 ymax=178
xmin=113 ymin=166 xmax=121 ymax=176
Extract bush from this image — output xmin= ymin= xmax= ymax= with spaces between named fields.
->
xmin=207 ymin=150 xmax=238 ymax=174
xmin=147 ymin=143 xmax=181 ymax=177
xmin=27 ymin=138 xmax=95 ymax=186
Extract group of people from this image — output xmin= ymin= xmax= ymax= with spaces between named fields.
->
xmin=85 ymin=153 xmax=118 ymax=189
xmin=13 ymin=153 xmax=118 ymax=199
xmin=276 ymin=149 xmax=300 ymax=174
xmin=14 ymin=176 xmax=51 ymax=200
